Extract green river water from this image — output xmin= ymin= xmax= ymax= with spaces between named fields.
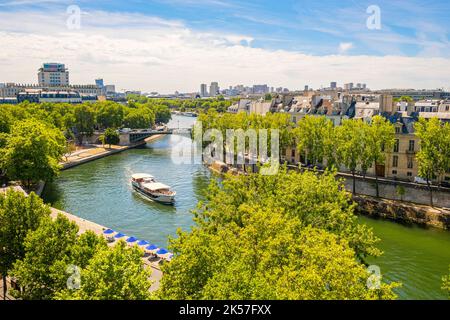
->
xmin=42 ymin=115 xmax=450 ymax=300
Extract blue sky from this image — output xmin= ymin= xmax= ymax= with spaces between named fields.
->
xmin=0 ymin=0 xmax=449 ymax=91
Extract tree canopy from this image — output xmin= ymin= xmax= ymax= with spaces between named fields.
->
xmin=157 ymin=168 xmax=398 ymax=300
xmin=3 ymin=119 xmax=66 ymax=188
xmin=0 ymin=190 xmax=51 ymax=299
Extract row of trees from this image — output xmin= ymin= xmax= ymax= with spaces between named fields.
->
xmin=127 ymin=95 xmax=236 ymax=113
xmin=0 ymin=101 xmax=171 ymax=144
xmin=196 ymin=112 xmax=450 ymax=205
xmin=0 ymin=190 xmax=152 ymax=300
xmin=0 ymin=100 xmax=173 ymax=188
xmin=293 ymin=115 xmax=396 ymax=197
xmin=196 ymin=109 xmax=294 ymax=152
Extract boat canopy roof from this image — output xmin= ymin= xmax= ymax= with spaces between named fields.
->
xmin=132 ymin=173 xmax=154 ymax=180
xmin=142 ymin=182 xmax=171 ymax=191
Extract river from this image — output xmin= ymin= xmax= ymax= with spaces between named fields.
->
xmin=42 ymin=115 xmax=450 ymax=300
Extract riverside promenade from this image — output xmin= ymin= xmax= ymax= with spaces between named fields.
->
xmin=61 ymin=134 xmax=164 ymax=170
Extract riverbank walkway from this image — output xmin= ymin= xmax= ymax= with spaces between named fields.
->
xmin=60 ymin=134 xmax=164 ymax=170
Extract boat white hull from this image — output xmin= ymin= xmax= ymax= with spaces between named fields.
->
xmin=132 ymin=184 xmax=175 ymax=205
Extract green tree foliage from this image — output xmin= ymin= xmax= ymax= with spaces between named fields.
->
xmin=293 ymin=116 xmax=335 ymax=167
xmin=3 ymin=119 xmax=66 ymax=188
xmin=335 ymin=119 xmax=367 ymax=194
xmin=196 ymin=110 xmax=293 ymax=158
xmin=0 ymin=190 xmax=50 ymax=299
xmin=11 ymin=215 xmax=80 ymax=300
xmin=415 ymin=117 xmax=450 ymax=206
xmin=443 ymin=266 xmax=450 ymax=299
xmin=0 ymin=109 xmax=13 ymax=133
xmin=158 ymin=169 xmax=397 ymax=300
xmin=10 ymin=215 xmax=108 ymax=300
xmin=364 ymin=116 xmax=395 ymax=197
xmin=150 ymin=104 xmax=172 ymax=124
xmin=73 ymin=104 xmax=96 ymax=144
xmin=103 ymin=128 xmax=120 ymax=148
xmin=56 ymin=241 xmax=152 ymax=300
xmin=95 ymin=102 xmax=125 ymax=129
xmin=124 ymin=108 xmax=155 ymax=129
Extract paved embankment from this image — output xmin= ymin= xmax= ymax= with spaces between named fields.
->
xmin=61 ymin=135 xmax=164 ymax=170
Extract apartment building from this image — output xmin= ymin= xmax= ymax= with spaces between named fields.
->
xmin=38 ymin=63 xmax=69 ymax=86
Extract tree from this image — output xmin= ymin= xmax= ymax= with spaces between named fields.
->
xmin=157 ymin=169 xmax=398 ymax=300
xmin=55 ymin=241 xmax=152 ymax=300
xmin=293 ymin=116 xmax=334 ymax=167
xmin=95 ymin=102 xmax=125 ymax=129
xmin=74 ymin=104 xmax=95 ymax=144
xmin=336 ymin=119 xmax=366 ymax=194
xmin=150 ymin=104 xmax=172 ymax=124
xmin=0 ymin=109 xmax=13 ymax=133
xmin=415 ymin=117 xmax=450 ymax=206
xmin=0 ymin=190 xmax=50 ymax=300
xmin=0 ymin=133 xmax=9 ymax=182
xmin=3 ymin=119 xmax=66 ymax=189
xmin=124 ymin=108 xmax=155 ymax=129
xmin=103 ymin=128 xmax=120 ymax=148
xmin=365 ymin=116 xmax=395 ymax=197
xmin=10 ymin=214 xmax=80 ymax=300
xmin=443 ymin=266 xmax=450 ymax=299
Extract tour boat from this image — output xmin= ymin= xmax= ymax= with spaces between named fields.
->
xmin=131 ymin=173 xmax=176 ymax=205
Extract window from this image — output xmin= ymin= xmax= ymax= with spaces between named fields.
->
xmin=395 ymin=127 xmax=401 ymax=134
xmin=409 ymin=140 xmax=415 ymax=152
xmin=407 ymin=158 xmax=413 ymax=169
xmin=291 ymin=149 xmax=296 ymax=157
xmin=393 ymin=139 xmax=399 ymax=153
xmin=392 ymin=170 xmax=398 ymax=175
xmin=407 ymin=172 xmax=413 ymax=177
xmin=393 ymin=156 xmax=399 ymax=168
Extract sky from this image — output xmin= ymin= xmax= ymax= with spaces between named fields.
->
xmin=0 ymin=0 xmax=449 ymax=93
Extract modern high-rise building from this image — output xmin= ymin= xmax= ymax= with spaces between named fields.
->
xmin=330 ymin=82 xmax=337 ymax=89
xmin=95 ymin=79 xmax=104 ymax=88
xmin=200 ymin=84 xmax=208 ymax=97
xmin=38 ymin=63 xmax=69 ymax=86
xmin=209 ymin=82 xmax=219 ymax=97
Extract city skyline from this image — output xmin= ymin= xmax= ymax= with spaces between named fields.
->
xmin=0 ymin=0 xmax=449 ymax=93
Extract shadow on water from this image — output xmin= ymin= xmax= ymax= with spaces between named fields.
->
xmin=131 ymin=191 xmax=177 ymax=214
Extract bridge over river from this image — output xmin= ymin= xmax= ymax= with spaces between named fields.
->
xmin=128 ymin=128 xmax=192 ymax=144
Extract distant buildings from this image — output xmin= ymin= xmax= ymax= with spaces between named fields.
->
xmin=375 ymin=89 xmax=450 ymax=101
xmin=0 ymin=63 xmax=118 ymax=104
xmin=209 ymin=82 xmax=219 ymax=97
xmin=38 ymin=63 xmax=69 ymax=86
xmin=200 ymin=84 xmax=208 ymax=97
xmin=330 ymin=82 xmax=337 ymax=89
xmin=252 ymin=84 xmax=269 ymax=94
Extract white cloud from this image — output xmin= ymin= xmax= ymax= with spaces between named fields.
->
xmin=0 ymin=10 xmax=449 ymax=93
xmin=338 ymin=42 xmax=353 ymax=54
